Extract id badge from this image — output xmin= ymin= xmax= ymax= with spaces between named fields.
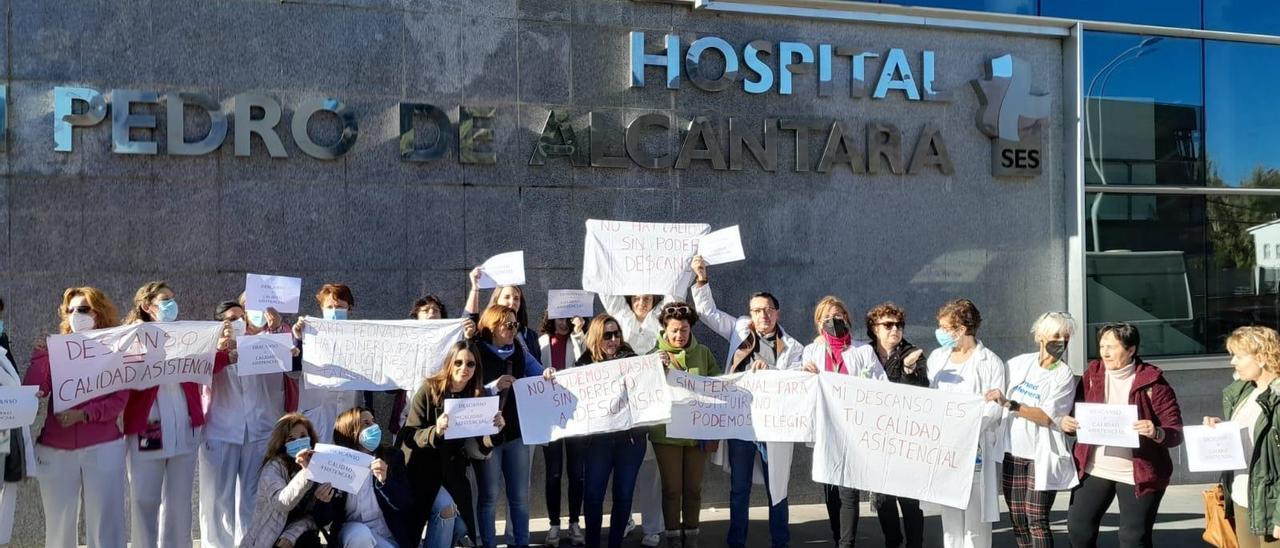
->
xmin=138 ymin=420 xmax=163 ymax=452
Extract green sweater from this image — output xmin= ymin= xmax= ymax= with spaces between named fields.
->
xmin=649 ymin=334 xmax=721 ymax=446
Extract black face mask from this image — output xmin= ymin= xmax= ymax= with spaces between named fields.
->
xmin=822 ymin=318 xmax=849 ymax=338
xmin=1045 ymin=340 xmax=1068 ymax=361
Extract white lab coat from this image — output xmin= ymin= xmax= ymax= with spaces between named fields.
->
xmin=0 ymin=353 xmax=35 ymax=545
xmin=927 ymin=342 xmax=1007 ymax=525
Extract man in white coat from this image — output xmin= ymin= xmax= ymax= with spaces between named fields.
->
xmin=690 ymin=255 xmax=804 ymax=548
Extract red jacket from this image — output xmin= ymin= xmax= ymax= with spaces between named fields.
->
xmin=1072 ymin=358 xmax=1184 ymax=498
xmin=123 ymin=350 xmax=230 ymax=435
xmin=24 ymin=347 xmax=130 ymax=450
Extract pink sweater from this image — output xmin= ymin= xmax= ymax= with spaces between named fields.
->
xmin=24 ymin=347 xmax=129 ymax=450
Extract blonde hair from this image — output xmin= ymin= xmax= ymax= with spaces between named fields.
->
xmin=1227 ymin=326 xmax=1280 ymax=375
xmin=811 ymin=296 xmax=851 ymax=342
xmin=58 ymin=287 xmax=120 ymax=334
xmin=125 ymin=281 xmax=172 ymax=324
xmin=1030 ymin=312 xmax=1075 ymax=341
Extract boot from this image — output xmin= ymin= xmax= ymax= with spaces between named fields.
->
xmin=682 ymin=528 xmax=700 ymax=548
xmin=664 ymin=530 xmax=683 ymax=548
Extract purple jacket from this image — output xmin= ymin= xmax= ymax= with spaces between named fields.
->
xmin=1072 ymin=358 xmax=1184 ymax=498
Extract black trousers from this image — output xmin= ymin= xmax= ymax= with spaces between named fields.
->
xmin=1067 ymin=474 xmax=1165 ymax=548
xmin=876 ymin=493 xmax=925 ymax=548
xmin=824 ymin=484 xmax=860 ymax=548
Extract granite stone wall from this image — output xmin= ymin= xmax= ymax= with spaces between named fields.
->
xmin=0 ymin=0 xmax=1073 ymax=543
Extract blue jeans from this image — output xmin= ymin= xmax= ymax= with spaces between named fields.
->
xmin=474 ymin=440 xmax=531 ymax=547
xmin=583 ymin=431 xmax=648 ymax=548
xmin=727 ymin=439 xmax=789 ymax=548
xmin=423 ymin=488 xmax=468 ymax=548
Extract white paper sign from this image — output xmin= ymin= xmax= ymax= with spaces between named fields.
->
xmin=477 ymin=251 xmax=526 ymax=289
xmin=443 ymin=396 xmax=501 ymax=440
xmin=547 ymin=290 xmax=595 ymax=320
xmin=245 ymin=274 xmax=303 ymax=314
xmin=302 ymin=318 xmax=466 ymax=391
xmin=1184 ymin=422 xmax=1248 ymax=472
xmin=811 ymin=373 xmax=983 ymax=509
xmin=1075 ymin=403 xmax=1140 ymax=448
xmin=235 ymin=333 xmax=295 ymax=377
xmin=581 ymin=219 xmax=711 ymax=296
xmin=696 ymin=225 xmax=745 ymax=265
xmin=306 ymin=443 xmax=374 ymax=495
xmin=48 ymin=321 xmax=223 ymax=413
xmin=666 ymin=370 xmax=816 ymax=442
xmin=0 ymin=386 xmax=39 ymax=429
xmin=514 ymin=354 xmax=671 ymax=444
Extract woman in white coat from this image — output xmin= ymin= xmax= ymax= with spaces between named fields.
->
xmin=0 ymin=350 xmax=35 ymax=545
xmin=927 ymin=299 xmax=1006 ymax=548
xmin=986 ymin=312 xmax=1079 ymax=548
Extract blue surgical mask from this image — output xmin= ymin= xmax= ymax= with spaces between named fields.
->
xmin=285 ymin=437 xmax=311 ymax=458
xmin=935 ymin=328 xmax=957 ymax=349
xmin=246 ymin=309 xmax=266 ymax=328
xmin=359 ymin=424 xmax=382 ymax=452
xmin=155 ymin=299 xmax=179 ymax=322
xmin=323 ymin=308 xmax=348 ymax=321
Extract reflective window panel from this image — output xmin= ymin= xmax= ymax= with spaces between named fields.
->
xmin=1205 ymin=40 xmax=1280 ymax=188
xmin=1204 ymin=0 xmax=1280 ymax=36
xmin=879 ymin=0 xmax=1035 ymax=14
xmin=1041 ymin=0 xmax=1201 ymax=29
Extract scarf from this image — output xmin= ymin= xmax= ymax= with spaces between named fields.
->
xmin=656 ymin=334 xmax=688 ymax=370
xmin=484 ymin=341 xmax=516 ymax=360
xmin=822 ymin=332 xmax=851 ymax=374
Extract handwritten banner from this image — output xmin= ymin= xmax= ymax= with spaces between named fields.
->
xmin=0 ymin=386 xmax=39 ymax=429
xmin=666 ymin=370 xmax=816 ymax=442
xmin=301 ymin=318 xmax=466 ymax=391
xmin=811 ymin=373 xmax=983 ymax=509
xmin=514 ymin=354 xmax=671 ymax=444
xmin=48 ymin=321 xmax=223 ymax=413
xmin=581 ymin=219 xmax=710 ymax=296
xmin=307 ymin=443 xmax=374 ymax=494
xmin=443 ymin=396 xmax=501 ymax=440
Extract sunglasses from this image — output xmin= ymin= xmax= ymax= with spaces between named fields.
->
xmin=876 ymin=321 xmax=904 ymax=331
xmin=453 ymin=359 xmax=477 ymax=369
xmin=663 ymin=305 xmax=691 ymax=315
xmin=500 ymin=321 xmax=519 ymax=329
xmin=66 ymin=305 xmax=92 ymax=314
xmin=602 ymin=330 xmax=622 ymax=341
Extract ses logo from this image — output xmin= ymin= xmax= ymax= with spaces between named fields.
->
xmin=971 ymin=54 xmax=1051 ymax=177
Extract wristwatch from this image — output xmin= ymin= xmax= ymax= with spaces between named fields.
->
xmin=1007 ymin=400 xmax=1022 ymax=413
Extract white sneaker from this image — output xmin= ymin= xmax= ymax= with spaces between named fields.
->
xmin=546 ymin=525 xmax=561 ymax=545
xmin=623 ymin=518 xmax=637 ymax=537
xmin=569 ymin=522 xmax=585 ymax=545
xmin=642 ymin=533 xmax=663 ymax=547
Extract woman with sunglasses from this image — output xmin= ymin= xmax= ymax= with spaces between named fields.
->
xmin=575 ymin=314 xmax=647 ymax=548
xmin=800 ymin=297 xmax=886 ymax=548
xmin=470 ymin=304 xmax=553 ymax=548
xmin=24 ymin=287 xmax=130 ymax=548
xmin=649 ymin=302 xmax=719 ymax=548
xmin=465 ymin=268 xmax=540 ymax=355
xmin=400 ymin=340 xmax=499 ymax=548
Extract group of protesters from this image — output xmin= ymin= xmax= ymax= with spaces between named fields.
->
xmin=1 ymin=252 xmax=1279 ymax=548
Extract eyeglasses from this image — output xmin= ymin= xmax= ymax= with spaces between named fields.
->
xmin=500 ymin=321 xmax=519 ymax=330
xmin=750 ymin=307 xmax=777 ymax=315
xmin=453 ymin=359 xmax=477 ymax=369
xmin=602 ymin=330 xmax=622 ymax=341
xmin=876 ymin=321 xmax=904 ymax=331
xmin=66 ymin=306 xmax=92 ymax=314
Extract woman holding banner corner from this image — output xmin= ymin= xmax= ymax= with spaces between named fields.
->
xmin=291 ymin=283 xmax=361 ymax=445
xmin=314 ymin=406 xmax=416 ymax=548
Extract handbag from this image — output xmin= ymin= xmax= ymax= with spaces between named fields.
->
xmin=1203 ymin=483 xmax=1238 ymax=548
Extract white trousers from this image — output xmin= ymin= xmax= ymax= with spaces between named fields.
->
xmin=199 ymin=439 xmax=266 ymax=548
xmin=36 ymin=439 xmax=127 ymax=548
xmin=128 ymin=450 xmax=198 ymax=548
xmin=940 ymin=477 xmax=992 ymax=548
xmin=340 ymin=522 xmax=397 ymax=548
xmin=636 ymin=456 xmax=664 ymax=534
xmin=0 ymin=479 xmax=17 ymax=545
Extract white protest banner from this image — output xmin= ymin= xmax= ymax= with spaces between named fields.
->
xmin=1075 ymin=403 xmax=1140 ymax=448
xmin=245 ymin=273 xmax=303 ymax=314
xmin=48 ymin=321 xmax=223 ymax=413
xmin=514 ymin=353 xmax=670 ymax=444
xmin=1184 ymin=422 xmax=1248 ymax=472
xmin=581 ymin=219 xmax=710 ymax=296
xmin=812 ymin=372 xmax=983 ymax=509
xmin=235 ymin=333 xmax=295 ymax=376
xmin=547 ymin=290 xmax=594 ymax=320
xmin=666 ymin=370 xmax=816 ymax=442
xmin=302 ymin=318 xmax=466 ymax=391
xmin=443 ymin=396 xmax=501 ymax=440
xmin=477 ymin=251 xmax=526 ymax=289
xmin=0 ymin=386 xmax=39 ymax=429
xmin=696 ymin=225 xmax=746 ymax=265
xmin=306 ymin=443 xmax=374 ymax=495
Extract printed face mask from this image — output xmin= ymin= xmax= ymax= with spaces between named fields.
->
xmin=822 ymin=317 xmax=849 ymax=338
xmin=935 ymin=328 xmax=957 ymax=349
xmin=70 ymin=312 xmax=96 ymax=334
xmin=323 ymin=308 xmax=348 ymax=321
xmin=359 ymin=424 xmax=382 ymax=452
xmin=155 ymin=299 xmax=179 ymax=322
xmin=285 ymin=437 xmax=311 ymax=458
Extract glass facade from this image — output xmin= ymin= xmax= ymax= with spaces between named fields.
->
xmin=873 ymin=0 xmax=1280 ymax=37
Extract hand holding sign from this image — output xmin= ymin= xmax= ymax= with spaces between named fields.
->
xmin=477 ymin=251 xmax=526 ymax=289
xmin=697 ymin=225 xmax=745 ymax=265
xmin=1074 ymin=403 xmax=1140 ymax=448
xmin=443 ymin=396 xmax=501 ymax=439
xmin=547 ymin=290 xmax=594 ymax=320
xmin=245 ymin=274 xmax=303 ymax=314
xmin=306 ymin=443 xmax=375 ymax=494
xmin=0 ymin=386 xmax=39 ymax=429
xmin=1184 ymin=421 xmax=1247 ymax=472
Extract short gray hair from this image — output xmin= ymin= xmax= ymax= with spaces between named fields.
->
xmin=1030 ymin=312 xmax=1075 ymax=340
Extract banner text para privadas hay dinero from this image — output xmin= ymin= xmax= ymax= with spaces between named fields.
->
xmin=48 ymin=321 xmax=223 ymax=413
xmin=666 ymin=370 xmax=817 ymax=442
xmin=514 ymin=353 xmax=670 ymax=444
xmin=811 ymin=372 xmax=983 ymax=509
xmin=302 ymin=318 xmax=466 ymax=391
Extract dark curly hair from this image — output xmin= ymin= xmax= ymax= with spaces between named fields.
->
xmin=658 ymin=301 xmax=699 ymax=328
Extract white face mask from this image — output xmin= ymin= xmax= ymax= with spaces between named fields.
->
xmin=69 ymin=312 xmax=96 ymax=334
xmin=231 ymin=319 xmax=247 ymax=338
